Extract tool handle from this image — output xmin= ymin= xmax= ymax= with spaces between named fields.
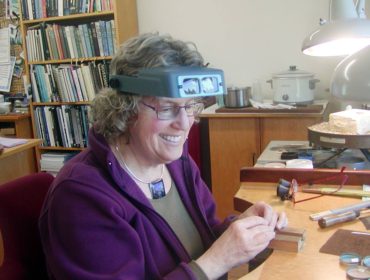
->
xmin=318 ymin=211 xmax=359 ymax=228
xmin=310 ymin=200 xmax=370 ymax=220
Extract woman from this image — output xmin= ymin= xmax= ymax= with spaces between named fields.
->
xmin=39 ymin=33 xmax=287 ymax=280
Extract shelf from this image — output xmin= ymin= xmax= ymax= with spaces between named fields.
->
xmin=0 ymin=113 xmax=31 ymax=121
xmin=38 ymin=146 xmax=84 ymax=151
xmin=28 ymin=56 xmax=113 ymax=65
xmin=22 ymin=11 xmax=115 ymax=25
xmin=31 ymin=101 xmax=91 ymax=106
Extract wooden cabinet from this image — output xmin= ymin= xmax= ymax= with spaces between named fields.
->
xmin=0 ymin=139 xmax=41 ymax=184
xmin=200 ymin=103 xmax=327 ymax=219
xmin=0 ymin=114 xmax=33 ymax=138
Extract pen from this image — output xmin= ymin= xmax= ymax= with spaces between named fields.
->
xmin=310 ymin=200 xmax=370 ymax=221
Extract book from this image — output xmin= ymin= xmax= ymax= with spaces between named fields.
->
xmin=60 ymin=26 xmax=71 ymax=59
xmin=64 ymin=26 xmax=76 ymax=58
xmin=105 ymin=20 xmax=113 ymax=56
xmin=61 ymin=105 xmax=73 ymax=147
xmin=71 ymin=67 xmax=84 ymax=101
xmin=100 ymin=20 xmax=109 ymax=56
xmin=39 ymin=22 xmax=51 ymax=60
xmin=44 ymin=106 xmax=56 ymax=146
xmin=89 ymin=22 xmax=100 ymax=57
xmin=76 ymin=66 xmax=89 ymax=101
xmin=81 ymin=63 xmax=96 ymax=101
xmin=55 ymin=106 xmax=68 ymax=147
xmin=69 ymin=26 xmax=80 ymax=59
xmin=27 ymin=0 xmax=34 ymax=20
xmin=49 ymin=106 xmax=63 ymax=147
xmin=94 ymin=21 xmax=104 ymax=57
xmin=52 ymin=24 xmax=64 ymax=60
xmin=78 ymin=25 xmax=88 ymax=58
xmin=30 ymin=66 xmax=41 ymax=102
xmin=82 ymin=24 xmax=93 ymax=57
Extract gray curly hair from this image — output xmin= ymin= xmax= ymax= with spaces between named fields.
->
xmin=91 ymin=32 xmax=205 ymax=142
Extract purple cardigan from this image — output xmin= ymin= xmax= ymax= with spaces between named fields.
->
xmin=39 ymin=128 xmax=233 ymax=279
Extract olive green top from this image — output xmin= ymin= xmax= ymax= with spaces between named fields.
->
xmin=151 ymin=181 xmax=208 ymax=279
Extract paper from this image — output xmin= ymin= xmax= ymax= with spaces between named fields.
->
xmin=0 ymin=28 xmax=10 ymax=63
xmin=0 ymin=136 xmax=28 ymax=147
xmin=249 ymin=99 xmax=296 ymax=109
xmin=319 ymin=229 xmax=370 ymax=257
xmin=0 ymin=56 xmax=16 ymax=92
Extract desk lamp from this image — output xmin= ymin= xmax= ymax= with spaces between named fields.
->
xmin=302 ymin=0 xmax=370 ymax=57
xmin=302 ymin=0 xmax=370 ymax=103
xmin=331 ymin=45 xmax=370 ymax=102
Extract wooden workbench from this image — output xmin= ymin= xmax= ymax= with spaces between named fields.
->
xmin=0 ymin=139 xmax=41 ymax=185
xmin=233 ymin=168 xmax=369 ymax=280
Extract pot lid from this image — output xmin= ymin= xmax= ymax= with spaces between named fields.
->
xmin=273 ymin=65 xmax=314 ymax=78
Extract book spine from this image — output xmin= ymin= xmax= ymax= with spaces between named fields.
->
xmin=89 ymin=22 xmax=100 ymax=57
xmin=105 ymin=20 xmax=113 ymax=56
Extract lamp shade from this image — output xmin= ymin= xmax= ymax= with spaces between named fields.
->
xmin=302 ymin=19 xmax=370 ymax=56
xmin=330 ymin=44 xmax=370 ymax=101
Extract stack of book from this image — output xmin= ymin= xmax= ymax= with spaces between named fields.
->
xmin=34 ymin=105 xmax=91 ymax=147
xmin=21 ymin=0 xmax=114 ymax=20
xmin=26 ymin=20 xmax=116 ymax=61
xmin=40 ymin=152 xmax=78 ymax=176
xmin=30 ymin=61 xmax=109 ymax=102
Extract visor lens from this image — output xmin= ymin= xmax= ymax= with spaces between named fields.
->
xmin=182 ymin=78 xmax=200 ymax=94
xmin=202 ymin=77 xmax=219 ymax=93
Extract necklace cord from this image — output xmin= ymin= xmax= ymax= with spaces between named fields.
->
xmin=115 ymin=145 xmax=164 ymax=184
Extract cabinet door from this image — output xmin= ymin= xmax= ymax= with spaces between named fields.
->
xmin=260 ymin=117 xmax=322 ymax=151
xmin=208 ymin=118 xmax=260 ymax=219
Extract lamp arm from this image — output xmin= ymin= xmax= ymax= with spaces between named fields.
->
xmin=356 ymin=0 xmax=367 ymax=19
xmin=330 ymin=0 xmax=359 ymax=21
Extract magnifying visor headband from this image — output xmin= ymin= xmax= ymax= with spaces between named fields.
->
xmin=109 ymin=66 xmax=225 ymax=98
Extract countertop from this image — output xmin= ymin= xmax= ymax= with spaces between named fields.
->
xmin=254 ymin=140 xmax=370 ymax=170
xmin=200 ymin=100 xmax=328 ymax=118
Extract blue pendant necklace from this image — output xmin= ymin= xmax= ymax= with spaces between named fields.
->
xmin=115 ymin=145 xmax=166 ymax=199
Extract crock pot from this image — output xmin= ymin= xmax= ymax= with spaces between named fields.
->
xmin=267 ymin=66 xmax=320 ymax=105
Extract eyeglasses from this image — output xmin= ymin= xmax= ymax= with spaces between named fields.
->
xmin=276 ymin=167 xmax=349 ymax=204
xmin=140 ymin=101 xmax=204 ymax=120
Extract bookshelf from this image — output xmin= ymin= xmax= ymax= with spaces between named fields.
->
xmin=18 ymin=0 xmax=138 ymax=169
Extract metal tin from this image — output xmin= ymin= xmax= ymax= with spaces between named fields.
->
xmin=223 ymin=87 xmax=251 ymax=108
xmin=346 ymin=266 xmax=370 ymax=280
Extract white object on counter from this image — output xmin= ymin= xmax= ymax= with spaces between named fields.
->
xmin=0 ymin=102 xmax=11 ymax=114
xmin=286 ymin=159 xmax=313 ymax=169
xmin=249 ymin=99 xmax=296 ymax=109
xmin=263 ymin=162 xmax=286 ymax=168
xmin=329 ymin=109 xmax=370 ymax=134
xmin=251 ymin=80 xmax=263 ymax=102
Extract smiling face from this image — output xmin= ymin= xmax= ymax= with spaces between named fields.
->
xmin=127 ymin=97 xmax=196 ymax=165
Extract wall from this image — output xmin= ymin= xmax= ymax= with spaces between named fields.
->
xmin=136 ymin=0 xmax=369 ymax=112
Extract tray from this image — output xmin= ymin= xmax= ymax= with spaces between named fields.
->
xmin=308 ymin=127 xmax=370 ymax=149
xmin=215 ymin=104 xmax=324 ymax=113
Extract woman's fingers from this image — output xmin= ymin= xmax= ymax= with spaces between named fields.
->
xmin=233 ymin=215 xmax=268 ymax=230
xmin=276 ymin=211 xmax=288 ymax=229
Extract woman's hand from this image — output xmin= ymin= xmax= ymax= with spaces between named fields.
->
xmin=195 ymin=216 xmax=275 ymax=279
xmin=239 ymin=201 xmax=288 ymax=230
